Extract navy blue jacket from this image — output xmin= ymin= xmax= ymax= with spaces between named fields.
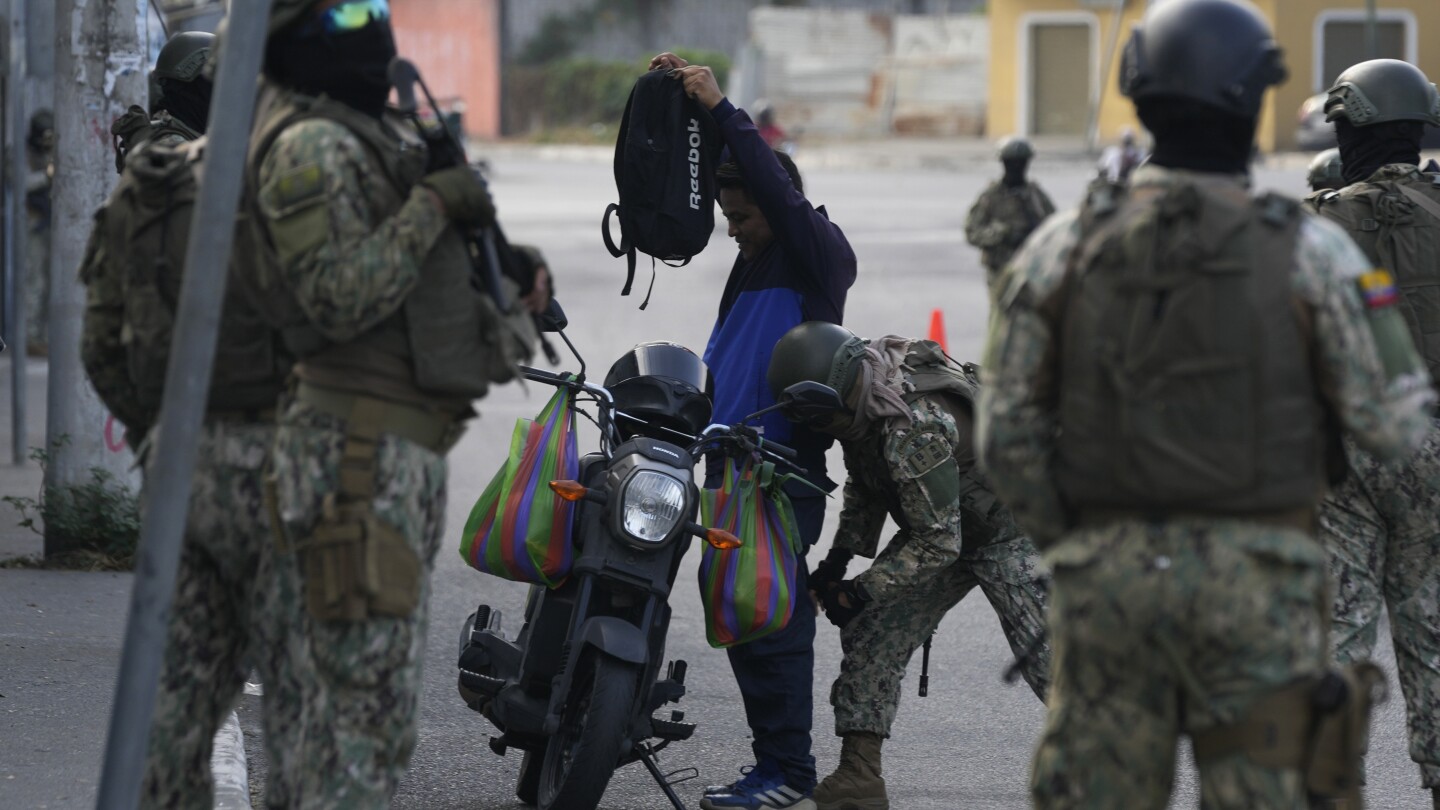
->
xmin=702 ymin=99 xmax=857 ymax=493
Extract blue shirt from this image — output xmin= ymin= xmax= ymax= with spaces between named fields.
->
xmin=702 ymin=99 xmax=857 ymax=492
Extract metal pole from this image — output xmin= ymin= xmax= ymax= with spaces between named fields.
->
xmin=94 ymin=1 xmax=272 ymax=806
xmin=5 ymin=0 xmax=27 ymax=465
xmin=1087 ymin=0 xmax=1128 ymax=155
xmin=1364 ymin=0 xmax=1378 ymax=60
xmin=46 ymin=0 xmax=144 ymax=556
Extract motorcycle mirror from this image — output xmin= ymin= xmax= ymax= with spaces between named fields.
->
xmin=781 ymin=381 xmax=845 ymax=412
xmin=537 ymin=299 xmax=569 ymax=333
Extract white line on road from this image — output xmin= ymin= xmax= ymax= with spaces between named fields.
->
xmin=211 ymin=710 xmax=251 ymax=810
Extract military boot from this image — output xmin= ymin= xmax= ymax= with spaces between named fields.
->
xmin=812 ymin=732 xmax=887 ymax=810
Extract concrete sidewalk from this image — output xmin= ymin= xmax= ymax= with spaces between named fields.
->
xmin=0 ymin=355 xmax=250 ymax=810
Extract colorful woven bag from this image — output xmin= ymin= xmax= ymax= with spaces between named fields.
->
xmin=460 ymin=386 xmax=579 ymax=586
xmin=696 ymin=456 xmax=803 ymax=648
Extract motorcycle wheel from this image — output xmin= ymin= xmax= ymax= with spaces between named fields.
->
xmin=516 ymin=749 xmax=543 ymax=805
xmin=537 ymin=651 xmax=638 ymax=810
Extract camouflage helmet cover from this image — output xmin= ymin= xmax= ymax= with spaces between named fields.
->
xmin=152 ymin=30 xmax=215 ymax=83
xmin=1324 ymin=59 xmax=1440 ymax=127
xmin=767 ymin=322 xmax=867 ymax=403
xmin=998 ymin=136 xmax=1034 ymax=161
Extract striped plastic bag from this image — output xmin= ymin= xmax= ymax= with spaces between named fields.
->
xmin=697 ymin=456 xmax=803 ymax=648
xmin=460 ymin=386 xmax=578 ymax=586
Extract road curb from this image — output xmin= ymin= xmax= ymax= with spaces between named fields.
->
xmin=211 ymin=710 xmax=251 ymax=809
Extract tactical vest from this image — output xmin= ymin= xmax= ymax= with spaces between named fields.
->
xmin=238 ymin=84 xmax=522 ymax=408
xmin=867 ymin=339 xmax=1000 ymax=525
xmin=111 ymin=107 xmax=201 ymax=172
xmin=80 ymin=136 xmax=288 ymax=433
xmin=1316 ymin=172 xmax=1440 ymax=392
xmin=1052 ymin=179 xmax=1334 ymax=516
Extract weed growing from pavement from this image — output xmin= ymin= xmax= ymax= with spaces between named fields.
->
xmin=1 ymin=436 xmax=140 ymax=570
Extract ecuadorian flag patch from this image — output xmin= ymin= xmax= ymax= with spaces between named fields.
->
xmin=1358 ymin=269 xmax=1399 ymax=309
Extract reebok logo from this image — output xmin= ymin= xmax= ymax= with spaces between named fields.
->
xmin=687 ymin=118 xmax=702 ymax=210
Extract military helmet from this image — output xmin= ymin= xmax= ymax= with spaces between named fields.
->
xmin=270 ymin=0 xmax=321 ymax=36
xmin=1119 ymin=0 xmax=1287 ymax=118
xmin=767 ymin=322 xmax=867 ymax=405
xmin=153 ymin=31 xmax=215 ymax=83
xmin=1324 ymin=59 xmax=1440 ymax=128
xmin=1306 ymin=148 xmax=1344 ymax=192
xmin=998 ymin=136 xmax=1034 ymax=162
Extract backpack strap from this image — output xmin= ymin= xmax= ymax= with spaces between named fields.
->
xmin=1393 ymin=183 xmax=1440 ymax=223
xmin=601 ymin=202 xmax=637 ymax=298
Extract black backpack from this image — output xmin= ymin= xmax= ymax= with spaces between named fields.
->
xmin=603 ymin=69 xmax=721 ymax=308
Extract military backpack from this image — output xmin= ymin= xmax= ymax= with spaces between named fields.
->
xmin=1052 ymin=179 xmax=1336 ymax=517
xmin=1316 ymin=172 xmax=1440 ymax=390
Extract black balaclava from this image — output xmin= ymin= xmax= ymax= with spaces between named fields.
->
xmin=1002 ymin=157 xmax=1029 ymax=188
xmin=1137 ymin=98 xmax=1256 ymax=175
xmin=264 ymin=15 xmax=396 ymax=119
xmin=1335 ymin=117 xmax=1423 ymax=186
xmin=157 ymin=77 xmax=212 ymax=134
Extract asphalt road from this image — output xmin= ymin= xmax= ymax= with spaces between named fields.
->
xmin=218 ymin=151 xmax=1427 ymax=810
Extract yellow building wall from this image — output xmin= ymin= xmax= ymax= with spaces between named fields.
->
xmin=988 ymin=0 xmax=1440 ymax=153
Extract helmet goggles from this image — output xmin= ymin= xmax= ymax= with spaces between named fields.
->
xmin=301 ymin=0 xmax=390 ymax=36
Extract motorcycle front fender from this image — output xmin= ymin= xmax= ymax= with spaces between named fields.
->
xmin=577 ymin=615 xmax=648 ymax=665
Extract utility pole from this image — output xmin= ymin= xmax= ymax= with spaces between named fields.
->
xmin=5 ymin=0 xmax=27 ymax=466
xmin=96 ymin=3 xmax=273 ymax=806
xmin=45 ymin=0 xmax=144 ymax=556
xmin=1364 ymin=0 xmax=1378 ymax=60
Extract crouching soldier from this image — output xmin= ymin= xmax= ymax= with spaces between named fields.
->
xmin=766 ymin=323 xmax=1052 ymax=810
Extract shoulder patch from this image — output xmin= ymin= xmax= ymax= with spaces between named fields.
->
xmin=896 ymin=430 xmax=952 ymax=480
xmin=1357 ymin=268 xmax=1399 ymax=309
xmin=264 ymin=163 xmax=325 ymax=217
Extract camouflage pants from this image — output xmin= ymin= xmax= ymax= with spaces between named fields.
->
xmin=260 ymin=400 xmax=448 ymax=809
xmin=1033 ymin=520 xmax=1327 ymax=810
xmin=1319 ymin=422 xmax=1440 ymax=788
xmin=141 ymin=420 xmax=275 ymax=809
xmin=832 ymin=523 xmax=1051 ymax=737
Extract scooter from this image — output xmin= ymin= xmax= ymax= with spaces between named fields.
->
xmin=456 ymin=306 xmax=821 ymax=810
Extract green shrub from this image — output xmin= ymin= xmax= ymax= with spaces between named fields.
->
xmin=2 ymin=437 xmax=140 ymax=568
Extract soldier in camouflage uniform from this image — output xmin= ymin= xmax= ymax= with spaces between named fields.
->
xmin=24 ymin=111 xmax=53 ymax=354
xmin=964 ymin=137 xmax=1056 ymax=292
xmin=1307 ymin=59 xmax=1440 ymax=807
xmin=230 ymin=1 xmax=535 ymax=805
xmin=978 ymin=2 xmax=1436 ymax=808
xmin=75 ymin=25 xmax=297 ymax=809
xmin=110 ymin=30 xmax=215 ymax=171
xmin=767 ymin=323 xmax=1050 ymax=810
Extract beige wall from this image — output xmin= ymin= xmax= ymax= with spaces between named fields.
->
xmin=989 ymin=0 xmax=1440 ymax=152
xmin=391 ymin=0 xmax=501 ymax=138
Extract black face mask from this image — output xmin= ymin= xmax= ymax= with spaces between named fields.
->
xmin=1002 ymin=158 xmax=1030 ymax=188
xmin=1137 ymin=98 xmax=1256 ymax=176
xmin=265 ymin=18 xmax=396 ymax=119
xmin=157 ymin=77 xmax=212 ymax=134
xmin=1335 ymin=117 xmax=1423 ymax=186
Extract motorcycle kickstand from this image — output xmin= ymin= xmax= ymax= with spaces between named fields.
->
xmin=635 ymin=742 xmax=688 ymax=810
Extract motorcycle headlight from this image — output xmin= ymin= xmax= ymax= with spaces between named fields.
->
xmin=619 ymin=470 xmax=686 ymax=543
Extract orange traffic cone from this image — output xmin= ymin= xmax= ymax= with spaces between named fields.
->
xmin=928 ymin=308 xmax=948 ymax=353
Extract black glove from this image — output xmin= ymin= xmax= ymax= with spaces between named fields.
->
xmin=421 ymin=125 xmax=466 ymax=174
xmin=420 ymin=165 xmax=496 ymax=228
xmin=820 ymin=578 xmax=872 ymax=629
xmin=809 ymin=550 xmax=852 ymax=600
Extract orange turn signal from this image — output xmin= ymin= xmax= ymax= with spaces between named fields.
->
xmin=549 ymin=480 xmax=589 ymax=502
xmin=705 ymin=528 xmax=742 ymax=550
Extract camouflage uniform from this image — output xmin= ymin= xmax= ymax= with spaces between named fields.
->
xmin=25 ymin=138 xmax=52 ymax=350
xmin=236 ymin=88 xmax=497 ymax=806
xmin=1313 ymin=163 xmax=1440 ymax=789
xmin=964 ymin=180 xmax=1055 ymax=291
xmin=979 ymin=165 xmax=1435 ymax=809
xmin=830 ymin=392 xmax=1050 ymax=738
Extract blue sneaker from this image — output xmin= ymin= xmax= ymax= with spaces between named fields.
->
xmin=703 ymin=764 xmax=765 ymax=796
xmin=698 ymin=762 xmax=814 ymax=810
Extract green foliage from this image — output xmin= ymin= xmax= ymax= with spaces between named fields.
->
xmin=670 ymin=48 xmax=732 ymax=91
xmin=2 ymin=436 xmax=140 ymax=568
